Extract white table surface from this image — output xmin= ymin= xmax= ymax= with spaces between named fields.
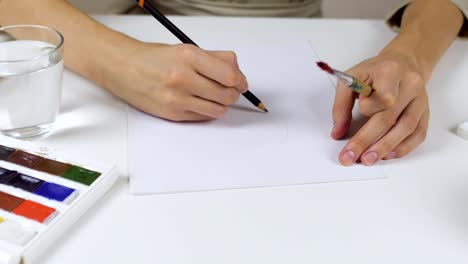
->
xmin=37 ymin=15 xmax=468 ymax=263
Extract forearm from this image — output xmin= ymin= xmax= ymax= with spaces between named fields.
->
xmin=381 ymin=0 xmax=464 ymax=80
xmin=0 ymin=0 xmax=137 ymax=89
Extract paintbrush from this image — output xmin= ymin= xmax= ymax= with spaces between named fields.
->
xmin=316 ymin=61 xmax=373 ymax=96
xmin=135 ymin=0 xmax=269 ymax=113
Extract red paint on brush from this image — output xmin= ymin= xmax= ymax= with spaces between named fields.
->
xmin=316 ymin=61 xmax=333 ymax=74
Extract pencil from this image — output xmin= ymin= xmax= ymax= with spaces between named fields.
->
xmin=316 ymin=61 xmax=374 ymax=97
xmin=135 ymin=0 xmax=269 ymax=113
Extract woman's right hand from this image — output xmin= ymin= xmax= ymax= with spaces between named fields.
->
xmin=105 ymin=42 xmax=248 ymax=121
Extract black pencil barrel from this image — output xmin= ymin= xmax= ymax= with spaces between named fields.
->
xmin=243 ymin=91 xmax=261 ymax=105
xmin=141 ymin=2 xmax=196 ymax=45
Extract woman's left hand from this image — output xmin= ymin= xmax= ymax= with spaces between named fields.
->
xmin=331 ymin=50 xmax=430 ymax=166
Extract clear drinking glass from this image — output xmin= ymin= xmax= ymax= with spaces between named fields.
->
xmin=0 ymin=25 xmax=64 ymax=139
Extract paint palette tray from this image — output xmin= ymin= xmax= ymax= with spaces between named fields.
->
xmin=0 ymin=136 xmax=118 ymax=264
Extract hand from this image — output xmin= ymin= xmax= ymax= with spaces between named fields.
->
xmin=331 ymin=51 xmax=430 ymax=166
xmin=107 ymin=42 xmax=248 ymax=121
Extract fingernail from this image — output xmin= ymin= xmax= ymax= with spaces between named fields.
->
xmin=384 ymin=151 xmax=397 ymax=160
xmin=341 ymin=150 xmax=356 ymax=166
xmin=362 ymin=151 xmax=378 ymax=166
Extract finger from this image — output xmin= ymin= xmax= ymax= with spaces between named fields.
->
xmin=339 ymin=112 xmax=395 ymax=166
xmin=331 ymin=67 xmax=367 ymax=140
xmin=209 ymin=51 xmax=250 ymax=91
xmin=184 ymin=96 xmax=228 ymax=119
xmin=208 ymin=51 xmax=239 ymax=68
xmin=189 ymin=48 xmax=247 ymax=93
xmin=180 ymin=111 xmax=214 ymax=122
xmin=360 ymin=98 xmax=425 ymax=165
xmin=190 ymin=74 xmax=241 ymax=106
xmin=386 ymin=110 xmax=429 ymax=159
xmin=331 ymin=81 xmax=355 ymax=140
xmin=359 ymin=64 xmax=401 ymax=116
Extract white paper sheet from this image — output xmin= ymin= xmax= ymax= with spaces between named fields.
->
xmin=128 ymin=41 xmax=385 ymax=194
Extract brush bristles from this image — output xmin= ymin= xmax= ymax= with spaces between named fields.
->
xmin=316 ymin=61 xmax=333 ymax=74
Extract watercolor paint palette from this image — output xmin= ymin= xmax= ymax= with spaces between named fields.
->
xmin=0 ymin=136 xmax=117 ymax=264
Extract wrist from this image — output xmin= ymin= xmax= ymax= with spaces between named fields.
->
xmin=379 ymin=31 xmax=435 ymax=81
xmin=90 ymin=32 xmax=141 ymax=94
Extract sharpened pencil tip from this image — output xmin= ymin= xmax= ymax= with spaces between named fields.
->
xmin=258 ymin=103 xmax=269 ymax=113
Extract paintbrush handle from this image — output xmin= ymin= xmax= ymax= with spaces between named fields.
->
xmin=349 ymin=78 xmax=373 ymax=97
xmin=334 ymin=70 xmax=373 ymax=97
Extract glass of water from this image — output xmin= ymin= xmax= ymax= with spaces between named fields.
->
xmin=0 ymin=25 xmax=64 ymax=139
